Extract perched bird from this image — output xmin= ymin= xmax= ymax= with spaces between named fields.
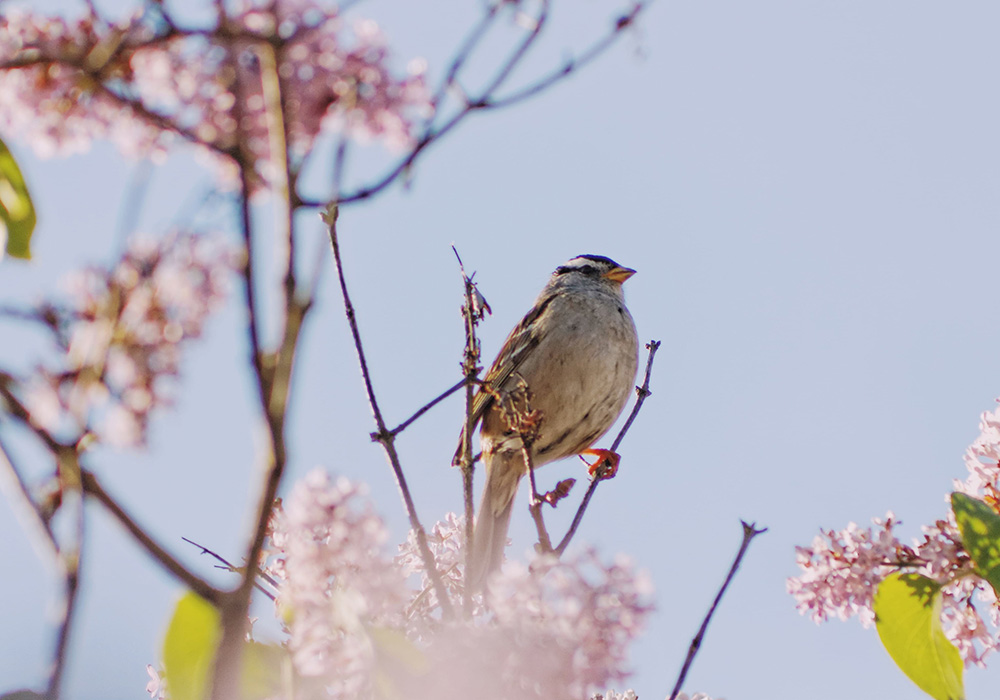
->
xmin=455 ymin=254 xmax=639 ymax=587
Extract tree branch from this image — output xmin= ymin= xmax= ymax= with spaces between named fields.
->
xmin=80 ymin=470 xmax=225 ymax=605
xmin=385 ymin=377 xmax=470 ymax=438
xmin=668 ymin=521 xmax=768 ymax=700
xmin=297 ymin=0 xmax=650 ymax=208
xmin=524 ymin=444 xmax=553 ymax=554
xmin=324 ymin=203 xmax=454 ymax=619
xmin=555 ymin=339 xmax=660 ymax=556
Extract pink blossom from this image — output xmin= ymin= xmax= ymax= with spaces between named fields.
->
xmin=17 ymin=233 xmax=237 ymax=446
xmin=791 ymin=400 xmax=1000 ymax=667
xmin=0 ymin=3 xmax=431 ymax=191
xmin=396 ymin=511 xmax=474 ymax=621
xmin=264 ymin=482 xmax=653 ymax=700
xmin=144 ymin=664 xmax=166 ymax=700
xmin=956 ymin=402 xmax=1000 ymax=504
xmin=263 ymin=470 xmax=408 ymax=696
xmin=787 ymin=512 xmax=906 ymax=627
xmin=939 ymin=576 xmax=1000 ymax=667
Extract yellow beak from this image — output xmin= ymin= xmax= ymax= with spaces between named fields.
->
xmin=603 ymin=265 xmax=636 ymax=284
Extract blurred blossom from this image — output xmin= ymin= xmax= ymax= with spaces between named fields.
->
xmin=0 ymin=2 xmax=431 ymax=191
xmin=145 ymin=664 xmax=166 ymax=700
xmin=396 ymin=510 xmax=473 ymax=621
xmin=790 ymin=399 xmax=1000 ymax=666
xmin=264 ymin=470 xmax=407 ymax=696
xmin=20 ymin=233 xmax=238 ymax=446
xmin=263 ymin=473 xmax=653 ymax=700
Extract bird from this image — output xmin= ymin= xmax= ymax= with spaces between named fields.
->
xmin=455 ymin=254 xmax=639 ymax=587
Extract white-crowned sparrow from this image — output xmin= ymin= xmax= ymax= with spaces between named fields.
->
xmin=455 ymin=254 xmax=639 ymax=586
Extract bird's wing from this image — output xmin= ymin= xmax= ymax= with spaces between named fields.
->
xmin=452 ymin=294 xmax=554 ymax=465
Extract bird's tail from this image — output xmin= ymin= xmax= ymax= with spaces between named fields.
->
xmin=467 ymin=462 xmax=521 ymax=590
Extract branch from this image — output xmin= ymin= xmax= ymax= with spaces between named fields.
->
xmin=385 ymin=377 xmax=470 ymax=438
xmin=324 ymin=203 xmax=454 ymax=619
xmin=668 ymin=521 xmax=768 ymax=700
xmin=524 ymin=444 xmax=553 ymax=553
xmin=0 ymin=374 xmax=68 ymax=455
xmin=181 ymin=537 xmax=278 ymax=602
xmin=299 ymin=0 xmax=650 ymax=207
xmin=452 ymin=247 xmax=488 ymax=612
xmin=214 ymin=21 xmax=313 ymax=695
xmin=80 ymin=470 xmax=225 ymax=605
xmin=427 ymin=2 xmax=502 ymax=114
xmin=555 ymin=339 xmax=661 ymax=556
xmin=485 ymin=2 xmax=647 ymax=110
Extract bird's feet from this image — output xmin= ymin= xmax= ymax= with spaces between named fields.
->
xmin=581 ymin=448 xmax=621 ymax=480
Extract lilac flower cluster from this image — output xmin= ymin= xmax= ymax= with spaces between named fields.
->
xmin=264 ymin=470 xmax=655 ymax=700
xmin=22 ymin=233 xmax=238 ymax=447
xmin=788 ymin=402 xmax=1000 ymax=667
xmin=0 ymin=1 xmax=430 ymax=190
xmin=265 ymin=471 xmax=408 ymax=697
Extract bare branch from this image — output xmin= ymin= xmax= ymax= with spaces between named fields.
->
xmin=386 ymin=377 xmax=470 ymax=438
xmin=555 ymin=339 xmax=660 ymax=556
xmin=80 ymin=470 xmax=225 ymax=605
xmin=46 ymin=527 xmax=81 ymax=700
xmin=324 ymin=203 xmax=455 ymax=619
xmin=452 ymin=246 xmax=489 ymax=612
xmin=182 ymin=537 xmax=278 ymax=602
xmin=668 ymin=521 xmax=768 ymax=700
xmin=0 ymin=374 xmax=67 ymax=455
xmin=485 ymin=2 xmax=648 ymax=110
xmin=524 ymin=444 xmax=553 ymax=554
xmin=299 ymin=0 xmax=652 ymax=208
xmin=427 ymin=3 xmax=502 ymax=113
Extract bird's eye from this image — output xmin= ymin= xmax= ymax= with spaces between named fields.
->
xmin=578 ymin=265 xmax=598 ymax=276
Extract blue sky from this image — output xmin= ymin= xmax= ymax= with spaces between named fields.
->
xmin=2 ymin=1 xmax=1000 ymax=698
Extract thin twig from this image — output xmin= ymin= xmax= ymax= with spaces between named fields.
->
xmin=81 ymin=470 xmax=225 ymax=605
xmin=555 ymin=339 xmax=661 ymax=555
xmin=452 ymin=246 xmax=487 ymax=612
xmin=386 ymin=377 xmax=469 ymax=438
xmin=524 ymin=444 xmax=553 ymax=553
xmin=668 ymin=521 xmax=768 ymax=700
xmin=474 ymin=0 xmax=550 ymax=98
xmin=297 ymin=0 xmax=650 ymax=208
xmin=485 ymin=3 xmax=647 ymax=110
xmin=324 ymin=203 xmax=454 ymax=619
xmin=0 ymin=375 xmax=67 ymax=455
xmin=181 ymin=537 xmax=277 ymax=601
xmin=427 ymin=2 xmax=501 ymax=114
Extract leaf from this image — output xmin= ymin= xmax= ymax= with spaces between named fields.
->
xmin=242 ymin=641 xmax=285 ymax=700
xmin=874 ymin=572 xmax=964 ymax=700
xmin=0 ymin=137 xmax=36 ymax=260
xmin=162 ymin=593 xmax=221 ymax=700
xmin=951 ymin=491 xmax=1000 ymax=595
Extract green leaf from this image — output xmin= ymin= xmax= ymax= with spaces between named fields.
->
xmin=241 ymin=641 xmax=285 ymax=700
xmin=162 ymin=593 xmax=221 ymax=700
xmin=874 ymin=572 xmax=964 ymax=700
xmin=951 ymin=491 xmax=1000 ymax=594
xmin=0 ymin=137 xmax=36 ymax=260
